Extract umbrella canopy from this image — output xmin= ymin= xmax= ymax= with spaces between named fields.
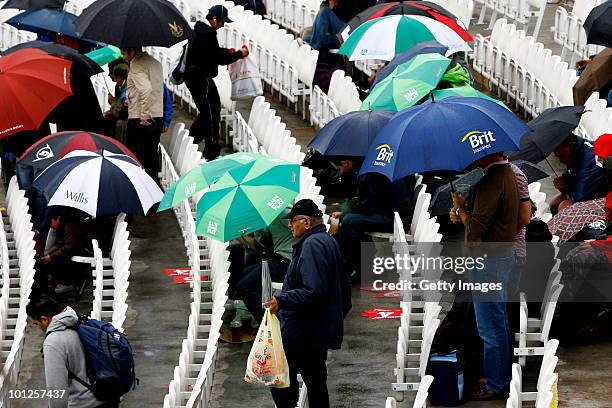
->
xmin=583 ymin=1 xmax=612 ymax=49
xmin=360 ymin=96 xmax=530 ymax=180
xmin=6 ymin=8 xmax=82 ymax=37
xmin=195 ymin=159 xmax=300 ymax=241
xmin=429 ymin=159 xmax=549 ymax=216
xmin=370 ymin=40 xmax=448 ymax=88
xmin=430 ymin=168 xmax=484 ymax=216
xmin=0 ymin=48 xmax=73 ymax=139
xmin=339 ymin=1 xmax=471 ymax=44
xmin=158 ymin=152 xmax=268 ymax=212
xmin=573 ymin=48 xmax=612 ymax=106
xmin=2 ymin=0 xmax=65 ymax=9
xmin=432 ymin=85 xmax=508 ymax=108
xmin=2 ymin=40 xmax=102 ymax=76
xmin=507 ymin=106 xmax=584 ymax=163
xmin=84 ymin=45 xmax=122 ymax=67
xmin=548 ymin=197 xmax=605 ymax=241
xmin=338 ymin=15 xmax=471 ymax=61
xmin=361 ymin=53 xmax=451 ymax=111
xmin=32 ymin=150 xmax=162 ymax=217
xmin=511 ymin=160 xmax=549 ymax=184
xmin=18 ymin=131 xmax=139 ymax=171
xmin=308 ymin=110 xmax=395 ymax=157
xmin=74 ymin=0 xmax=193 ymax=48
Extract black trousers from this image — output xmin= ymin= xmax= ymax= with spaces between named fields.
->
xmin=185 ymin=75 xmax=221 ymax=160
xmin=126 ymin=118 xmax=162 ymax=180
xmin=270 ymin=345 xmax=329 ymax=408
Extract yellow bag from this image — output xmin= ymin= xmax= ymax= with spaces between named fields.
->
xmin=550 ymin=373 xmax=558 ymax=408
xmin=244 ymin=308 xmax=290 ymax=388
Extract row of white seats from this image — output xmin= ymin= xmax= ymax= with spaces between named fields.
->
xmin=310 ymin=69 xmax=361 ymax=128
xmin=235 ymin=96 xmax=306 ymax=163
xmin=577 ymin=92 xmax=612 ymax=142
xmin=475 ymin=0 xmax=547 ymax=39
xmin=514 ymin=258 xmax=563 ymax=367
xmin=386 ymin=376 xmax=434 ymax=408
xmin=87 ymin=214 xmax=131 ymax=331
xmin=472 ymin=19 xmax=578 ymax=117
xmin=159 ymin=126 xmax=228 ymax=408
xmin=552 ymin=0 xmax=603 ymax=64
xmin=0 ymin=21 xmax=36 ymax=51
xmin=265 ymin=0 xmax=317 ymax=34
xmin=430 ymin=0 xmax=475 ymax=29
xmin=219 ymin=10 xmax=318 ymax=117
xmin=508 ymin=339 xmax=559 ymax=408
xmin=0 ymin=177 xmax=37 ymax=406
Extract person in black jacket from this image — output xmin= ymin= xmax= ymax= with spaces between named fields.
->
xmin=185 ymin=5 xmax=249 ymax=160
xmin=264 ymin=199 xmax=350 ymax=408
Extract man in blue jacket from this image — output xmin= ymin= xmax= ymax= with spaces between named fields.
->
xmin=550 ymin=134 xmax=607 ymax=214
xmin=264 ymin=199 xmax=350 ymax=408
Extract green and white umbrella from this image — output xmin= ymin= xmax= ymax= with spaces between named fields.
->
xmin=195 ymin=158 xmax=300 ymax=242
xmin=360 ymin=53 xmax=451 ymax=111
xmin=432 ymin=86 xmax=510 ymax=109
xmin=338 ymin=15 xmax=471 ymax=61
xmin=158 ymin=152 xmax=266 ymax=212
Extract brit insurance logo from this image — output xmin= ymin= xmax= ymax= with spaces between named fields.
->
xmin=461 ymin=130 xmax=496 ymax=154
xmin=373 ymin=144 xmax=394 ymax=167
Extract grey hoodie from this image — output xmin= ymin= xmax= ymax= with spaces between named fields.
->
xmin=44 ymin=307 xmax=105 ymax=408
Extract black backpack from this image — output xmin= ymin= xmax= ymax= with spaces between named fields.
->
xmin=426 ymin=350 xmax=466 ymax=406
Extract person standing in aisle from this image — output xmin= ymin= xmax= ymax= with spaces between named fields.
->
xmin=185 ymin=5 xmax=249 ymax=160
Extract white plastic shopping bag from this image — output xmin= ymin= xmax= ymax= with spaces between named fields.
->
xmin=229 ymin=55 xmax=263 ymax=101
xmin=244 ymin=308 xmax=290 ymax=388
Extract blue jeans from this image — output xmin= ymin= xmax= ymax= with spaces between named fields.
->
xmin=470 ymin=255 xmax=514 ymax=394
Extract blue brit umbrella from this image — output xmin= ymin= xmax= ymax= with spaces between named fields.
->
xmin=32 ymin=150 xmax=163 ymax=217
xmin=370 ymin=40 xmax=449 ymax=89
xmin=308 ymin=110 xmax=395 ymax=157
xmin=360 ymin=96 xmax=531 ymax=180
xmin=6 ymin=8 xmax=83 ymax=39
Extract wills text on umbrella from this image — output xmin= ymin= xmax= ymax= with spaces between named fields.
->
xmin=461 ymin=130 xmax=496 ymax=153
xmin=66 ymin=191 xmax=88 ymax=204
xmin=374 ymin=144 xmax=394 ymax=167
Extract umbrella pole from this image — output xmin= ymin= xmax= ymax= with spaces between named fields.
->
xmin=545 ymin=158 xmax=559 ymax=177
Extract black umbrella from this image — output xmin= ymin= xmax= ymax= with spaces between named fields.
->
xmin=1 ymin=0 xmax=65 ymax=9
xmin=1 ymin=41 xmax=103 ymax=76
xmin=429 ymin=160 xmax=549 ymax=216
xmin=74 ymin=0 xmax=194 ymax=48
xmin=511 ymin=160 xmax=549 ymax=184
xmin=507 ymin=106 xmax=585 ymax=163
xmin=584 ymin=1 xmax=612 ymax=49
xmin=429 ymin=168 xmax=483 ymax=216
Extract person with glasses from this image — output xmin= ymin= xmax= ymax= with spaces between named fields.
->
xmin=263 ymin=199 xmax=351 ymax=408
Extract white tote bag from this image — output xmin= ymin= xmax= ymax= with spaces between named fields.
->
xmin=229 ymin=55 xmax=263 ymax=101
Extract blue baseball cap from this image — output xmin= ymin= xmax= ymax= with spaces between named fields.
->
xmin=208 ymin=5 xmax=233 ymax=23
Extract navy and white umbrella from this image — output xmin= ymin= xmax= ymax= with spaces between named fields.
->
xmin=32 ymin=150 xmax=163 ymax=217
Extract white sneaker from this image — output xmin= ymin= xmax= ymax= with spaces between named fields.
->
xmin=54 ymin=284 xmax=74 ymax=294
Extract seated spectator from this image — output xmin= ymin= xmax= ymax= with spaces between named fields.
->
xmin=236 ymin=209 xmax=297 ymax=321
xmin=331 ymin=158 xmax=396 ymax=276
xmin=35 ymin=208 xmax=89 ymax=296
xmin=550 ymin=135 xmax=607 ymax=214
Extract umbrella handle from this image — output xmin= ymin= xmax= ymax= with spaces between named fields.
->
xmin=545 ymin=158 xmax=559 ymax=178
